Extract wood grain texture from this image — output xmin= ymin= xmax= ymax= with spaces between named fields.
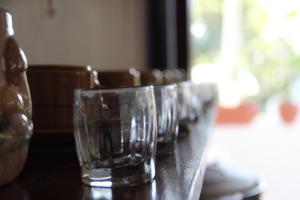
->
xmin=0 ymin=104 xmax=215 ymax=200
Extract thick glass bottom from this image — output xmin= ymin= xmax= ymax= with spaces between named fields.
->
xmin=178 ymin=123 xmax=190 ymax=137
xmin=81 ymin=160 xmax=155 ymax=187
xmin=156 ymin=141 xmax=175 ymax=155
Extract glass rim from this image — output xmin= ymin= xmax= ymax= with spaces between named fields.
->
xmin=75 ymin=85 xmax=154 ymax=94
xmin=177 ymin=80 xmax=193 ymax=85
xmin=152 ymin=83 xmax=177 ymax=89
xmin=137 ymin=82 xmax=178 ymax=88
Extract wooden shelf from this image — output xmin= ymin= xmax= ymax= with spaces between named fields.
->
xmin=0 ymin=105 xmax=215 ymax=200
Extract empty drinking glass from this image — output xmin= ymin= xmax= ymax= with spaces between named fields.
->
xmin=73 ymin=86 xmax=157 ymax=187
xmin=177 ymin=81 xmax=194 ymax=136
xmin=190 ymin=83 xmax=205 ymax=122
xmin=193 ymin=83 xmax=218 ymax=122
xmin=153 ymin=84 xmax=179 ymax=155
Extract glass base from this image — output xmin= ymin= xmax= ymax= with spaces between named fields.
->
xmin=81 ymin=160 xmax=155 ymax=187
xmin=156 ymin=141 xmax=175 ymax=155
xmin=178 ymin=123 xmax=190 ymax=138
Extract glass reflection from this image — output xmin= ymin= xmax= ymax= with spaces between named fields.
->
xmin=81 ymin=181 xmax=157 ymax=200
xmin=82 ymin=185 xmax=112 ymax=200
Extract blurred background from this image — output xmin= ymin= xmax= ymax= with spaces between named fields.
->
xmin=1 ymin=0 xmax=300 ymax=199
xmin=190 ymin=0 xmax=300 ymax=109
xmin=190 ymin=0 xmax=300 ymax=199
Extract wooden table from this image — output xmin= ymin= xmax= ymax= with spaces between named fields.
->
xmin=0 ymin=103 xmax=215 ymax=200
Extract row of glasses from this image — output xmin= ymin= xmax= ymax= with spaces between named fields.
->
xmin=73 ymin=69 xmax=215 ymax=187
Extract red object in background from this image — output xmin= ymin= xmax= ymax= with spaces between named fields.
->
xmin=216 ymin=103 xmax=258 ymax=124
xmin=279 ymin=102 xmax=298 ymax=123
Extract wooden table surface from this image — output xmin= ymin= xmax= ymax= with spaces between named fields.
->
xmin=0 ymin=104 xmax=215 ymax=200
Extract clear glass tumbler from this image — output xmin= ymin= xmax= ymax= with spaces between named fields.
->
xmin=177 ymin=81 xmax=194 ymax=136
xmin=190 ymin=83 xmax=205 ymax=122
xmin=190 ymin=82 xmax=218 ymax=122
xmin=73 ymin=86 xmax=157 ymax=187
xmin=153 ymin=84 xmax=179 ymax=155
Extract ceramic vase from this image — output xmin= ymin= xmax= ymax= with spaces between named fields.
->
xmin=0 ymin=8 xmax=33 ymax=186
